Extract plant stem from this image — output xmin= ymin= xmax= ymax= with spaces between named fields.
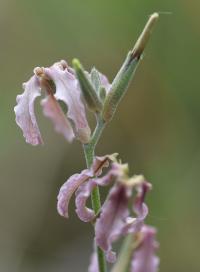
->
xmin=83 ymin=116 xmax=107 ymax=272
xmin=110 ymin=234 xmax=134 ymax=272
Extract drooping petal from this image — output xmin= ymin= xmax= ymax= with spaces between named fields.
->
xmin=75 ymin=179 xmax=96 ymax=222
xmin=41 ymin=94 xmax=74 ymax=142
xmin=14 ymin=75 xmax=43 ymax=145
xmin=43 ymin=61 xmax=91 ymax=143
xmin=131 ymin=225 xmax=159 ymax=272
xmin=94 ymin=166 xmax=152 ymax=263
xmin=57 ymin=169 xmax=92 ymax=218
xmin=121 ymin=180 xmax=151 ymax=235
xmin=95 ymin=184 xmax=130 ymax=263
xmin=57 ymin=154 xmax=116 ymax=218
xmin=75 ymin=168 xmax=115 ymax=222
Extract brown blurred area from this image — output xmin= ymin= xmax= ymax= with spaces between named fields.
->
xmin=0 ymin=0 xmax=200 ymax=271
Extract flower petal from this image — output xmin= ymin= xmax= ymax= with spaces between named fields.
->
xmin=131 ymin=225 xmax=159 ymax=272
xmin=44 ymin=61 xmax=91 ymax=143
xmin=75 ymin=169 xmax=114 ymax=222
xmin=14 ymin=75 xmax=43 ymax=145
xmin=41 ymin=94 xmax=74 ymax=142
xmin=57 ymin=154 xmax=116 ymax=218
xmin=92 ymin=153 xmax=118 ymax=176
xmin=57 ymin=169 xmax=92 ymax=218
xmin=95 ymin=184 xmax=130 ymax=263
xmin=94 ymin=166 xmax=152 ymax=263
xmin=121 ymin=180 xmax=151 ymax=235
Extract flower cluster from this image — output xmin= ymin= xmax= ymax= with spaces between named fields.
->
xmin=57 ymin=153 xmax=159 ymax=270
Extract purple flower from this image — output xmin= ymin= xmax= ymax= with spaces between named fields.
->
xmin=94 ymin=163 xmax=152 ymax=263
xmin=131 ymin=225 xmax=159 ymax=272
xmin=57 ymin=154 xmax=117 ymax=218
xmin=14 ymin=60 xmax=111 ymax=145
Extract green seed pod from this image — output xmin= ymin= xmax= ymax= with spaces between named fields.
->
xmin=102 ymin=13 xmax=159 ymax=122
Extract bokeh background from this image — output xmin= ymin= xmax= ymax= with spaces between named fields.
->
xmin=1 ymin=0 xmax=199 ymax=271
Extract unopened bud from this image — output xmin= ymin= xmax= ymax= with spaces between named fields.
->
xmin=72 ymin=59 xmax=102 ymax=112
xmin=91 ymin=67 xmax=101 ymax=92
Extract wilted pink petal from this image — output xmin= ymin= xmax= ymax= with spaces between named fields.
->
xmin=91 ymin=153 xmax=118 ymax=176
xmin=75 ymin=167 xmax=115 ymax=222
xmin=121 ymin=180 xmax=151 ymax=235
xmin=57 ymin=169 xmax=92 ymax=218
xmin=57 ymin=154 xmax=116 ymax=218
xmin=121 ymin=204 xmax=148 ymax=236
xmin=94 ymin=164 xmax=152 ymax=263
xmin=75 ymin=179 xmax=96 ymax=222
xmin=131 ymin=225 xmax=159 ymax=272
xmin=14 ymin=75 xmax=43 ymax=145
xmin=41 ymin=94 xmax=74 ymax=142
xmin=44 ymin=61 xmax=91 ymax=143
xmin=95 ymin=184 xmax=130 ymax=263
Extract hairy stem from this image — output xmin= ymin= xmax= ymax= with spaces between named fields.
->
xmin=83 ymin=116 xmax=107 ymax=272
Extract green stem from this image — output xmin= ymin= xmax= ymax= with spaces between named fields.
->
xmin=111 ymin=234 xmax=134 ymax=272
xmin=83 ymin=116 xmax=107 ymax=272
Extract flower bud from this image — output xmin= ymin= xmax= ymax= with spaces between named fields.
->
xmin=90 ymin=67 xmax=101 ymax=92
xmin=72 ymin=59 xmax=102 ymax=112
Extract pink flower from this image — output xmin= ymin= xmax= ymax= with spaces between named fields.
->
xmin=14 ymin=60 xmax=110 ymax=145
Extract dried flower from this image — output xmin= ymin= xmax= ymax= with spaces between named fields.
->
xmin=95 ymin=163 xmax=151 ymax=263
xmin=131 ymin=225 xmax=159 ymax=272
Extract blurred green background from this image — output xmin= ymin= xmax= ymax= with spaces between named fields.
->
xmin=1 ymin=0 xmax=199 ymax=271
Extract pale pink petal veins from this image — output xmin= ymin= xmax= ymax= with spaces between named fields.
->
xmin=14 ymin=75 xmax=43 ymax=145
xmin=44 ymin=61 xmax=91 ymax=143
xmin=131 ymin=225 xmax=159 ymax=272
xmin=41 ymin=94 xmax=74 ymax=142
